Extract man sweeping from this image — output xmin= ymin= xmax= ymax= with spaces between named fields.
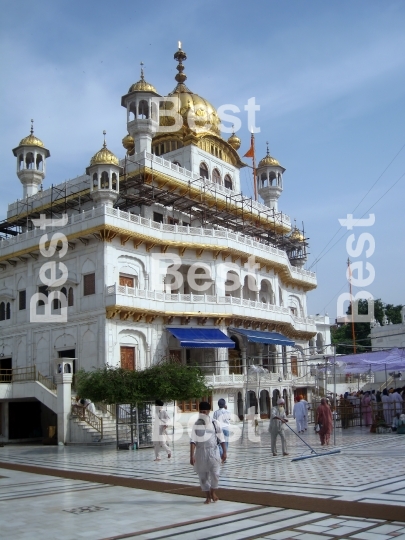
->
xmin=190 ymin=401 xmax=227 ymax=503
xmin=269 ymin=398 xmax=289 ymax=456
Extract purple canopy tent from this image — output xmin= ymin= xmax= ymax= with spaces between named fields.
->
xmin=328 ymin=348 xmax=405 ymax=374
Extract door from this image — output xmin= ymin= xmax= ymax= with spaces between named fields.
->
xmin=291 ymin=356 xmax=298 ymax=376
xmin=120 ymin=346 xmax=135 ymax=370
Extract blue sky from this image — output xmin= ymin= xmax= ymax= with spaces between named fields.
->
xmin=1 ymin=0 xmax=404 ymax=319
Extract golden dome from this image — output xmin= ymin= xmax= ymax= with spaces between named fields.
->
xmin=90 ymin=132 xmax=120 ymax=166
xmin=290 ymin=228 xmax=305 ymax=242
xmin=159 ymin=44 xmax=221 ymax=137
xmin=19 ymin=133 xmax=44 ymax=148
xmin=122 ymin=133 xmax=135 ymax=155
xmin=258 ymin=143 xmax=282 ymax=168
xmin=18 ymin=120 xmax=44 ymax=148
xmin=258 ymin=153 xmax=280 ymax=167
xmin=228 ymin=131 xmax=241 ymax=151
xmin=128 ymin=62 xmax=158 ymax=94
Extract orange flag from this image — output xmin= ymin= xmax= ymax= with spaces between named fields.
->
xmin=244 ymin=137 xmax=255 ymax=158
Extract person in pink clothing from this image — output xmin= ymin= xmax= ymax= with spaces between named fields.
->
xmin=362 ymin=391 xmax=373 ymax=426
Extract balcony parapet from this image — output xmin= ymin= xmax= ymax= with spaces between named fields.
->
xmin=1 ymin=206 xmax=316 ymax=288
xmin=106 ymin=284 xmax=317 ymax=333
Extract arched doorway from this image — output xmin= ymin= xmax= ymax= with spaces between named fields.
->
xmin=246 ymin=390 xmax=258 ymax=414
xmin=259 ymin=390 xmax=270 ymax=418
xmin=229 ymin=336 xmax=242 ymax=374
xmin=283 ymin=389 xmax=289 ymax=415
xmin=272 ymin=389 xmax=280 ymax=407
xmin=237 ymin=391 xmax=243 ymax=420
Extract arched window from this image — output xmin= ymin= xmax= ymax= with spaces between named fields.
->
xmin=111 ymin=173 xmax=117 ymax=190
xmin=0 ymin=302 xmax=5 ymax=321
xmin=224 ymin=175 xmax=233 ymax=190
xmin=138 ymin=99 xmax=149 ymax=119
xmin=18 ymin=154 xmax=24 ymax=171
xmin=199 ymin=162 xmax=209 ymax=179
xmin=212 ymin=168 xmax=221 ymax=184
xmin=61 ymin=287 xmax=67 ymax=298
xmin=269 ymin=171 xmax=276 ymax=186
xmin=25 ymin=152 xmax=34 ymax=169
xmin=279 ymin=286 xmax=283 ymax=306
xmin=93 ymin=173 xmax=98 ymax=188
xmin=36 ymin=154 xmax=43 ymax=171
xmin=68 ymin=287 xmax=74 ymax=307
xmin=277 ymin=173 xmax=281 ymax=186
xmin=6 ymin=302 xmax=11 ymax=320
xmin=261 ymin=172 xmax=267 ymax=187
xmin=129 ymin=101 xmax=136 ymax=121
xmin=100 ymin=171 xmax=109 ymax=189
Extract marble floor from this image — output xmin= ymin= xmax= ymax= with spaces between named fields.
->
xmin=1 ymin=467 xmax=405 ymax=540
xmin=1 ymin=422 xmax=404 ymax=508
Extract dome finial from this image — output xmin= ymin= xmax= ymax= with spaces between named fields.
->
xmin=30 ymin=119 xmax=34 ymax=135
xmin=174 ymin=41 xmax=187 ymax=84
xmin=140 ymin=61 xmax=144 ymax=81
xmin=103 ymin=130 xmax=107 ymax=148
xmin=266 ymin=141 xmax=270 ymax=156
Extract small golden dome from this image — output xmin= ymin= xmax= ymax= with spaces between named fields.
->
xmin=90 ymin=131 xmax=120 ymax=166
xmin=228 ymin=131 xmax=241 ymax=151
xmin=122 ymin=133 xmax=135 ymax=155
xmin=290 ymin=228 xmax=305 ymax=242
xmin=258 ymin=143 xmax=281 ymax=168
xmin=18 ymin=120 xmax=44 ymax=148
xmin=128 ymin=62 xmax=158 ymax=94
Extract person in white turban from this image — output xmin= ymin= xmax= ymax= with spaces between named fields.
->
xmin=269 ymin=397 xmax=289 ymax=456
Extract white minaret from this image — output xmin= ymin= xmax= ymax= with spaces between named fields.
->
xmin=257 ymin=143 xmax=285 ymax=211
xmin=12 ymin=120 xmax=50 ymax=198
xmin=86 ymin=131 xmax=123 ymax=207
xmin=121 ymin=63 xmax=161 ymax=155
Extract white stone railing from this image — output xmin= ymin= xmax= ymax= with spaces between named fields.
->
xmin=1 ymin=206 xmax=316 ymax=284
xmin=204 ymin=373 xmax=315 ymax=386
xmin=106 ymin=283 xmax=316 ymax=326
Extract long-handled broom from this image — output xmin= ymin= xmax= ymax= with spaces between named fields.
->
xmin=284 ymin=422 xmax=341 ymax=461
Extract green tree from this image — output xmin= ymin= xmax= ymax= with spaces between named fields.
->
xmin=331 ymin=298 xmax=403 ymax=354
xmin=76 ymin=362 xmax=211 ymax=405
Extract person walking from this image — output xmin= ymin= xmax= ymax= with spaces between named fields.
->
xmin=293 ymin=396 xmax=306 ymax=433
xmin=190 ymin=401 xmax=226 ymax=504
xmin=381 ymin=388 xmax=394 ymax=425
xmin=300 ymin=396 xmax=309 ymax=430
xmin=392 ymin=389 xmax=403 ymax=415
xmin=316 ymin=398 xmax=333 ymax=446
xmin=361 ymin=391 xmax=373 ymax=426
xmin=212 ymin=399 xmax=231 ymax=458
xmin=153 ymin=400 xmax=171 ymax=461
xmin=269 ymin=398 xmax=289 ymax=456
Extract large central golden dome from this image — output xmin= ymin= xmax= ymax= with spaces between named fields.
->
xmin=159 ymin=44 xmax=220 ymax=137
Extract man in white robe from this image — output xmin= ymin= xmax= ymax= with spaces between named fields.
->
xmin=153 ymin=400 xmax=172 ymax=461
xmin=293 ymin=396 xmax=306 ymax=433
xmin=392 ymin=389 xmax=403 ymax=414
xmin=300 ymin=397 xmax=309 ymax=430
xmin=190 ymin=401 xmax=226 ymax=503
xmin=269 ymin=398 xmax=289 ymax=456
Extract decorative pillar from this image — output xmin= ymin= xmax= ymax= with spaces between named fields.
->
xmin=54 ymin=358 xmax=74 ymax=445
xmin=241 ymin=347 xmax=247 ymax=375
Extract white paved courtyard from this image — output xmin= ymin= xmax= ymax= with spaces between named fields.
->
xmin=1 ymin=422 xmax=404 ymax=539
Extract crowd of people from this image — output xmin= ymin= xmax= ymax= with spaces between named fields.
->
xmin=339 ymin=387 xmax=405 ymax=429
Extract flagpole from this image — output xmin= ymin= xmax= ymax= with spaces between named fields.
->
xmin=252 ymin=133 xmax=257 ymax=201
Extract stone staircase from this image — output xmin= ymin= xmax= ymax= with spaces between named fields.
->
xmin=69 ymin=404 xmax=132 ymax=445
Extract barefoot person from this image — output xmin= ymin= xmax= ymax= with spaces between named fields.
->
xmin=190 ymin=401 xmax=226 ymax=504
xmin=269 ymin=398 xmax=289 ymax=456
xmin=153 ymin=400 xmax=171 ymax=461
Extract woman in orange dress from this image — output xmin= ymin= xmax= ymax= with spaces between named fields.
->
xmin=316 ymin=398 xmax=333 ymax=446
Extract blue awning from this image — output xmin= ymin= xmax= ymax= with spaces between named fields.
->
xmin=167 ymin=328 xmax=235 ymax=348
xmin=229 ymin=328 xmax=295 ymax=347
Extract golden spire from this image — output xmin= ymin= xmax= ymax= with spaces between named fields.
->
xmin=127 ymin=61 xmax=158 ymax=94
xmin=103 ymin=130 xmax=107 ymax=148
xmin=89 ymin=130 xmax=119 ymax=166
xmin=18 ymin=119 xmax=45 ymax=148
xmin=174 ymin=41 xmax=187 ymax=83
xmin=30 ymin=118 xmax=34 ymax=135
